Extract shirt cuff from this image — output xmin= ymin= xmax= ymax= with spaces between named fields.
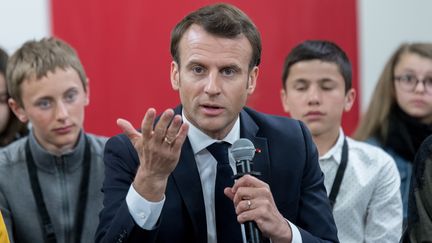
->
xmin=288 ymin=220 xmax=302 ymax=243
xmin=125 ymin=184 xmax=165 ymax=230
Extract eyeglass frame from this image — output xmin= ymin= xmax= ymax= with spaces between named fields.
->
xmin=394 ymin=74 xmax=432 ymax=94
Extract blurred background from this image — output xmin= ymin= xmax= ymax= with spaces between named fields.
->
xmin=1 ymin=0 xmax=431 ymax=136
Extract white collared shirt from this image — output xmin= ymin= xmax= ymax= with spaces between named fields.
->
xmin=319 ymin=129 xmax=402 ymax=242
xmin=126 ymin=113 xmax=302 ymax=243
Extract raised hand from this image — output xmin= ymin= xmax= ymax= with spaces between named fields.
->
xmin=117 ymin=108 xmax=189 ymax=201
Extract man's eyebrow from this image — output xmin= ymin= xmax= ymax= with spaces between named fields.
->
xmin=319 ymin=78 xmax=337 ymax=82
xmin=292 ymin=78 xmax=308 ymax=84
xmin=185 ymin=60 xmax=205 ymax=68
xmin=220 ymin=64 xmax=241 ymax=71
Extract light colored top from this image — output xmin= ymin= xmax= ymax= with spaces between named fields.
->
xmin=319 ymin=129 xmax=403 ymax=243
xmin=126 ymin=114 xmax=302 ymax=243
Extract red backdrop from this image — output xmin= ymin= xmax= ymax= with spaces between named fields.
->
xmin=51 ymin=0 xmax=358 ymax=136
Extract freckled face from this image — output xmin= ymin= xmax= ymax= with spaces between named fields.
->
xmin=11 ymin=68 xmax=89 ymax=153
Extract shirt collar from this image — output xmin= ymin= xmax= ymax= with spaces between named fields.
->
xmin=319 ymin=128 xmax=345 ymax=164
xmin=182 ymin=111 xmax=240 ymax=154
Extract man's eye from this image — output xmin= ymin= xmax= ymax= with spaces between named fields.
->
xmin=64 ymin=91 xmax=78 ymax=103
xmin=294 ymin=85 xmax=307 ymax=91
xmin=321 ymin=84 xmax=335 ymax=91
xmin=192 ymin=66 xmax=205 ymax=74
xmin=221 ymin=68 xmax=236 ymax=76
xmin=36 ymin=100 xmax=51 ymax=109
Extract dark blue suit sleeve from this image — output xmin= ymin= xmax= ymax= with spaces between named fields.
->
xmin=296 ymin=122 xmax=339 ymax=242
xmin=95 ymin=135 xmax=159 ymax=243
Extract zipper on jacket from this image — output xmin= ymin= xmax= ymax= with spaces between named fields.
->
xmin=55 ymin=156 xmax=72 ymax=243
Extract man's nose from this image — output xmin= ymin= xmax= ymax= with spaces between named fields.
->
xmin=307 ymin=87 xmax=321 ymax=105
xmin=204 ymin=73 xmax=222 ymax=95
xmin=55 ymin=101 xmax=69 ymax=120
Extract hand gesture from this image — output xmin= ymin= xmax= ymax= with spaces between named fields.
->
xmin=117 ymin=108 xmax=189 ymax=201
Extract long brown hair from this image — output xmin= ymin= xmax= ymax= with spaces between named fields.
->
xmin=0 ymin=48 xmax=28 ymax=147
xmin=354 ymin=43 xmax=432 ymax=143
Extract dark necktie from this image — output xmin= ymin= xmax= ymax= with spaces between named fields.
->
xmin=207 ymin=142 xmax=242 ymax=243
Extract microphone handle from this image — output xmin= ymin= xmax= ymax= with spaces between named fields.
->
xmin=235 ymin=159 xmax=263 ymax=243
xmin=245 ymin=221 xmax=262 ymax=243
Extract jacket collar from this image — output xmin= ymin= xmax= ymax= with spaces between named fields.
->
xmin=28 ymin=130 xmax=86 ymax=173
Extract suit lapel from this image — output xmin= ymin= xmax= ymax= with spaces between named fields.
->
xmin=239 ymin=110 xmax=271 ymax=184
xmin=171 ymin=108 xmax=207 ymax=242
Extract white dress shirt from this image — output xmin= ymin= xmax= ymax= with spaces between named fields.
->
xmin=125 ymin=113 xmax=302 ymax=242
xmin=319 ymin=129 xmax=402 ymax=243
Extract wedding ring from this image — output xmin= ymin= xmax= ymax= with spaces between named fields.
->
xmin=247 ymin=200 xmax=251 ymax=210
xmin=164 ymin=136 xmax=173 ymax=145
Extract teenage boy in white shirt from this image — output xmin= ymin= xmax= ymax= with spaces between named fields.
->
xmin=280 ymin=40 xmax=403 ymax=242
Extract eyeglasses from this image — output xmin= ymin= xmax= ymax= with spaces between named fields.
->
xmin=394 ymin=75 xmax=432 ymax=94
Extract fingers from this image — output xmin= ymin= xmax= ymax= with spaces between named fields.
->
xmin=231 ymin=175 xmax=270 ymax=205
xmin=171 ymin=122 xmax=189 ymax=151
xmin=164 ymin=114 xmax=183 ymax=146
xmin=118 ymin=108 xmax=188 ymax=149
xmin=141 ymin=108 xmax=157 ymax=138
xmin=117 ymin=118 xmax=142 ymax=145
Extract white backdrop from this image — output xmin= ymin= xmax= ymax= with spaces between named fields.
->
xmin=0 ymin=0 xmax=431 ymax=113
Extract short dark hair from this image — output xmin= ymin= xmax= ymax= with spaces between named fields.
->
xmin=170 ymin=3 xmax=261 ymax=69
xmin=281 ymin=40 xmax=352 ymax=92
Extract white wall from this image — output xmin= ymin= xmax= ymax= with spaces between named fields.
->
xmin=0 ymin=0 xmax=50 ymax=54
xmin=358 ymin=0 xmax=432 ymax=112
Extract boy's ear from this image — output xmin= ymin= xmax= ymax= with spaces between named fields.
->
xmin=344 ymin=88 xmax=356 ymax=112
xmin=84 ymin=78 xmax=90 ymax=106
xmin=8 ymin=98 xmax=29 ymax=123
xmin=280 ymin=88 xmax=290 ymax=113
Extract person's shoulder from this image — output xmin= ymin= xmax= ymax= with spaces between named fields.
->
xmin=363 ymin=136 xmax=382 ymax=147
xmin=242 ymin=107 xmax=311 ymax=147
xmin=347 ymin=136 xmax=396 ymax=168
xmin=0 ymin=136 xmax=28 ymax=168
xmin=415 ymin=134 xmax=432 ymax=164
xmin=85 ymin=133 xmax=108 ymax=151
xmin=243 ymin=107 xmax=302 ymax=131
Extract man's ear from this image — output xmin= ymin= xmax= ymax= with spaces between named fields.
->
xmin=280 ymin=88 xmax=290 ymax=113
xmin=170 ymin=61 xmax=180 ymax=91
xmin=84 ymin=78 xmax=90 ymax=106
xmin=343 ymin=88 xmax=356 ymax=112
xmin=8 ymin=98 xmax=29 ymax=123
xmin=246 ymin=66 xmax=259 ymax=95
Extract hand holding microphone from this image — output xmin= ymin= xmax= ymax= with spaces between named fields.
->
xmin=231 ymin=139 xmax=262 ymax=243
xmin=225 ymin=139 xmax=293 ymax=243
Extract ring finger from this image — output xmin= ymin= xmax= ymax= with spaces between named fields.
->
xmin=164 ymin=114 xmax=182 ymax=146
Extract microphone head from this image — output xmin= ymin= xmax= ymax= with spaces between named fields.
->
xmin=231 ymin=138 xmax=255 ymax=161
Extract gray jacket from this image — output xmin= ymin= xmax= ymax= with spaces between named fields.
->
xmin=0 ymin=131 xmax=107 ymax=243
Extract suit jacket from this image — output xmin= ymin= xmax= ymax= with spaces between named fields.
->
xmin=96 ymin=107 xmax=338 ymax=243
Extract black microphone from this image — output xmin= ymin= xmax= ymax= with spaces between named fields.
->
xmin=231 ymin=138 xmax=262 ymax=243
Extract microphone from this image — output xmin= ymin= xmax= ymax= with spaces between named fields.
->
xmin=231 ymin=138 xmax=262 ymax=243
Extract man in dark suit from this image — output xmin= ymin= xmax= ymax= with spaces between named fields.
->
xmin=96 ymin=3 xmax=338 ymax=243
